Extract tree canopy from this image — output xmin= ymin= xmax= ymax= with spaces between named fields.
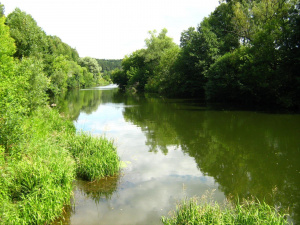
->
xmin=113 ymin=0 xmax=300 ymax=110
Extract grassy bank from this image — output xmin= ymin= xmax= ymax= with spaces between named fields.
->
xmin=162 ymin=195 xmax=291 ymax=225
xmin=0 ymin=107 xmax=120 ymax=224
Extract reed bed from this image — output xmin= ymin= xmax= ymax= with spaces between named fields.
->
xmin=162 ymin=195 xmax=291 ymax=225
xmin=67 ymin=132 xmax=120 ymax=181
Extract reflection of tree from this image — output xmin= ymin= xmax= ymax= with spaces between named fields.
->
xmin=75 ymin=175 xmax=120 ymax=203
xmin=122 ymin=97 xmax=300 ymax=223
xmin=52 ymin=175 xmax=120 ymax=224
xmin=58 ymin=88 xmax=123 ymax=120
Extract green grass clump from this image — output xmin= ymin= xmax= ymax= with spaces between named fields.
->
xmin=0 ymin=108 xmax=76 ymax=224
xmin=68 ymin=132 xmax=120 ymax=181
xmin=162 ymin=196 xmax=290 ymax=225
xmin=0 ymin=107 xmax=120 ymax=224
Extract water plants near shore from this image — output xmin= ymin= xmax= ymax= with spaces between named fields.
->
xmin=0 ymin=108 xmax=120 ymax=224
xmin=67 ymin=132 xmax=120 ymax=181
xmin=162 ymin=194 xmax=291 ymax=225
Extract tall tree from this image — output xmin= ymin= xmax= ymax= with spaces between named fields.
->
xmin=0 ymin=2 xmax=4 ymax=17
xmin=5 ymin=8 xmax=48 ymax=58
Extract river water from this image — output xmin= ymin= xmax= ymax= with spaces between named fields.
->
xmin=55 ymin=84 xmax=300 ymax=224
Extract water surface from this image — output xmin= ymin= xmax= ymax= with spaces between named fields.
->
xmin=55 ymin=85 xmax=300 ymax=224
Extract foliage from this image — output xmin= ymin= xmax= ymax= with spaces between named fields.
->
xmin=0 ymin=2 xmax=4 ymax=17
xmin=114 ymin=0 xmax=299 ymax=110
xmin=0 ymin=3 xmax=120 ymax=223
xmin=67 ymin=132 xmax=120 ymax=181
xmin=5 ymin=8 xmax=48 ymax=59
xmin=0 ymin=108 xmax=76 ymax=224
xmin=111 ymin=68 xmax=128 ymax=90
xmin=15 ymin=57 xmax=50 ymax=110
xmin=96 ymin=59 xmax=122 ymax=80
xmin=162 ymin=195 xmax=290 ymax=225
xmin=204 ymin=0 xmax=299 ymax=109
xmin=78 ymin=57 xmax=102 ymax=85
xmin=47 ymin=35 xmax=79 ymax=61
xmin=0 ymin=15 xmax=25 ymax=150
xmin=112 ymin=29 xmax=179 ymax=93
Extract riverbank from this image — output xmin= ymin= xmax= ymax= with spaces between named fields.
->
xmin=0 ymin=107 xmax=120 ymax=224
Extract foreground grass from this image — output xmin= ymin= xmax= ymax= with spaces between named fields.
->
xmin=162 ymin=196 xmax=291 ymax=225
xmin=0 ymin=107 xmax=120 ymax=224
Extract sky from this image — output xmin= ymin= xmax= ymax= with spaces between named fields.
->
xmin=1 ymin=0 xmax=220 ymax=59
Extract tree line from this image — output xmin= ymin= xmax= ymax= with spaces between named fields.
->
xmin=1 ymin=5 xmax=111 ymax=98
xmin=112 ymin=0 xmax=300 ymax=110
xmin=96 ymin=59 xmax=122 ymax=80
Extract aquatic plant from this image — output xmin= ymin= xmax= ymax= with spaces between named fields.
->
xmin=67 ymin=132 xmax=120 ymax=181
xmin=162 ymin=194 xmax=291 ymax=225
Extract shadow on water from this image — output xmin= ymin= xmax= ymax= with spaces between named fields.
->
xmin=121 ymin=95 xmax=300 ymax=223
xmin=53 ymin=175 xmax=120 ymax=225
xmin=56 ymin=86 xmax=300 ymax=224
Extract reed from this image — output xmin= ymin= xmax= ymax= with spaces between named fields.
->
xmin=0 ymin=108 xmax=76 ymax=224
xmin=162 ymin=195 xmax=291 ymax=225
xmin=67 ymin=132 xmax=120 ymax=181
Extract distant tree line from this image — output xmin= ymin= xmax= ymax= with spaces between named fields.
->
xmin=112 ymin=0 xmax=300 ymax=110
xmin=96 ymin=59 xmax=122 ymax=81
xmin=1 ymin=6 xmax=111 ymax=98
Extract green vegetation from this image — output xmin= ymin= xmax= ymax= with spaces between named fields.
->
xmin=112 ymin=0 xmax=300 ymax=110
xmin=68 ymin=132 xmax=119 ymax=181
xmin=0 ymin=108 xmax=76 ymax=224
xmin=162 ymin=196 xmax=290 ymax=225
xmin=96 ymin=59 xmax=122 ymax=81
xmin=4 ymin=7 xmax=111 ymax=97
xmin=0 ymin=3 xmax=119 ymax=224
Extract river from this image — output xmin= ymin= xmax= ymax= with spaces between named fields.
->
xmin=54 ymin=84 xmax=300 ymax=224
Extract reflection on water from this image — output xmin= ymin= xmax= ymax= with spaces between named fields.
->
xmin=56 ymin=85 xmax=300 ymax=224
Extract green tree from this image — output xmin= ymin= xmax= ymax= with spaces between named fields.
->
xmin=0 ymin=2 xmax=4 ymax=17
xmin=117 ymin=29 xmax=178 ymax=92
xmin=146 ymin=45 xmax=180 ymax=95
xmin=5 ymin=8 xmax=48 ymax=58
xmin=15 ymin=57 xmax=49 ymax=111
xmin=111 ymin=68 xmax=128 ymax=90
xmin=78 ymin=57 xmax=102 ymax=86
xmin=177 ymin=18 xmax=219 ymax=98
xmin=0 ymin=16 xmax=25 ymax=149
xmin=47 ymin=35 xmax=79 ymax=61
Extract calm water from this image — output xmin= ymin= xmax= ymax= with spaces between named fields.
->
xmin=55 ymin=85 xmax=300 ymax=224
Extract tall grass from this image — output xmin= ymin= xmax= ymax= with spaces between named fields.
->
xmin=162 ymin=194 xmax=291 ymax=225
xmin=67 ymin=132 xmax=120 ymax=181
xmin=0 ymin=107 xmax=120 ymax=224
xmin=0 ymin=108 xmax=76 ymax=224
